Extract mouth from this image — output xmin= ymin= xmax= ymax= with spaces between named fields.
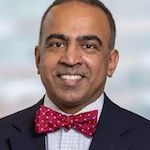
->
xmin=57 ymin=74 xmax=85 ymax=86
xmin=60 ymin=75 xmax=83 ymax=80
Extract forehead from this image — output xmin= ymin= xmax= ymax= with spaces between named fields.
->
xmin=44 ymin=1 xmax=109 ymax=27
xmin=42 ymin=1 xmax=110 ymax=45
xmin=47 ymin=2 xmax=109 ymax=23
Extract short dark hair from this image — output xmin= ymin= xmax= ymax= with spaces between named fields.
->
xmin=39 ymin=0 xmax=116 ymax=49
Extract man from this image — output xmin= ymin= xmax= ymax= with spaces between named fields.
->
xmin=0 ymin=0 xmax=150 ymax=149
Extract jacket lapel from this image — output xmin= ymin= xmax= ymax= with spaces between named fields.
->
xmin=89 ymin=94 xmax=132 ymax=150
xmin=8 ymin=98 xmax=46 ymax=150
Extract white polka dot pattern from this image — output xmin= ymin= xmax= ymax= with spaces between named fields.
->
xmin=35 ymin=105 xmax=98 ymax=137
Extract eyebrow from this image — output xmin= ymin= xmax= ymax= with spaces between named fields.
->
xmin=45 ymin=34 xmax=102 ymax=46
xmin=45 ymin=34 xmax=68 ymax=44
xmin=77 ymin=35 xmax=103 ymax=46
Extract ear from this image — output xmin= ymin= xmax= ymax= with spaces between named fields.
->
xmin=35 ymin=45 xmax=40 ymax=74
xmin=107 ymin=49 xmax=119 ymax=77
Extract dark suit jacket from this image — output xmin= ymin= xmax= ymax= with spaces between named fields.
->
xmin=0 ymin=94 xmax=150 ymax=150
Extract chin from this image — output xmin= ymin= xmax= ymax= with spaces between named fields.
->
xmin=56 ymin=96 xmax=84 ymax=106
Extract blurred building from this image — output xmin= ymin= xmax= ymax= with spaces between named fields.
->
xmin=0 ymin=0 xmax=150 ymax=119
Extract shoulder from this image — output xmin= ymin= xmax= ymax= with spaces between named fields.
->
xmin=118 ymin=104 xmax=150 ymax=148
xmin=0 ymin=99 xmax=43 ymax=134
xmin=102 ymin=94 xmax=150 ymax=148
xmin=113 ymin=99 xmax=150 ymax=127
xmin=104 ymin=93 xmax=150 ymax=126
xmin=106 ymin=94 xmax=150 ymax=141
xmin=103 ymin=93 xmax=150 ymax=136
xmin=0 ymin=99 xmax=44 ymax=149
xmin=118 ymin=103 xmax=150 ymax=133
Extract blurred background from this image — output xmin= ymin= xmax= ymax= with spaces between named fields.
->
xmin=0 ymin=0 xmax=150 ymax=119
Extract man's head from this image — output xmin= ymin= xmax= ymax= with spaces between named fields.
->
xmin=35 ymin=0 xmax=119 ymax=113
xmin=39 ymin=0 xmax=116 ymax=50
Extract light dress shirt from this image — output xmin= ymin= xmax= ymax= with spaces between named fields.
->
xmin=44 ymin=93 xmax=104 ymax=150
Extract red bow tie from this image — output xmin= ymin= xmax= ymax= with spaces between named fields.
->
xmin=35 ymin=105 xmax=98 ymax=137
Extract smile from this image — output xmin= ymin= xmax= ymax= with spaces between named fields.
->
xmin=56 ymin=74 xmax=85 ymax=87
xmin=60 ymin=75 xmax=82 ymax=80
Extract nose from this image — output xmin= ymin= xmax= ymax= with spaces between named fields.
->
xmin=59 ymin=45 xmax=82 ymax=66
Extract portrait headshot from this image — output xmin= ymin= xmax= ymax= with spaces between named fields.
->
xmin=0 ymin=0 xmax=150 ymax=150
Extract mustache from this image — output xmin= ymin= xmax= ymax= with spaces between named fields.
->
xmin=55 ymin=64 xmax=90 ymax=76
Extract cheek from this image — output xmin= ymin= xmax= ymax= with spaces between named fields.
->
xmin=83 ymin=54 xmax=108 ymax=75
xmin=39 ymin=53 xmax=59 ymax=74
xmin=39 ymin=55 xmax=55 ymax=78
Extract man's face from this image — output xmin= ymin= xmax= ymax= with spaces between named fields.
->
xmin=35 ymin=2 xmax=118 ymax=112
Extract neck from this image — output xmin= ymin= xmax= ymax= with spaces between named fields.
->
xmin=45 ymin=93 xmax=103 ymax=114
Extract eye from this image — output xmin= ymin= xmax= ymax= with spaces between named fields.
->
xmin=82 ymin=43 xmax=97 ymax=49
xmin=51 ymin=42 xmax=65 ymax=48
xmin=81 ymin=42 xmax=99 ymax=54
xmin=46 ymin=41 xmax=65 ymax=48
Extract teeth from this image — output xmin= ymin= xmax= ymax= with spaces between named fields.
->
xmin=61 ymin=75 xmax=82 ymax=80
